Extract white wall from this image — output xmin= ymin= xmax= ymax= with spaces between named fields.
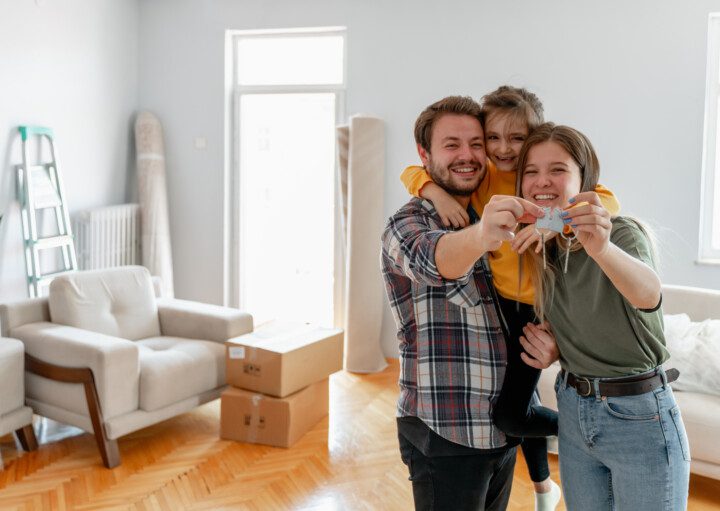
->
xmin=137 ymin=0 xmax=720 ymax=356
xmin=0 ymin=0 xmax=139 ymax=302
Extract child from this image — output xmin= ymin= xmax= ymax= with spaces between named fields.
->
xmin=400 ymin=86 xmax=621 ymax=511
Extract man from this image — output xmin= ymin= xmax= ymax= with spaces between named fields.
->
xmin=381 ymin=96 xmax=557 ymax=510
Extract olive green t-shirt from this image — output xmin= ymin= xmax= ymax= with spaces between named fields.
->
xmin=546 ymin=217 xmax=669 ymax=378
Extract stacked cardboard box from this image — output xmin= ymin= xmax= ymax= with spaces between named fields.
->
xmin=220 ymin=321 xmax=344 ymax=448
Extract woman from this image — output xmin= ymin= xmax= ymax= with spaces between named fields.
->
xmin=513 ymin=123 xmax=690 ymax=510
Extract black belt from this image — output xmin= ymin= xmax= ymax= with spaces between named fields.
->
xmin=561 ymin=368 xmax=679 ymax=397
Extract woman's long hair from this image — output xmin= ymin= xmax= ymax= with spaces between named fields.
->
xmin=516 ymin=123 xmax=658 ymax=320
xmin=515 ymin=123 xmax=600 ymax=321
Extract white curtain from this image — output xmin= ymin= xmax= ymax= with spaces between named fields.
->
xmin=336 ymin=115 xmax=387 ymax=373
xmin=135 ymin=112 xmax=174 ymax=298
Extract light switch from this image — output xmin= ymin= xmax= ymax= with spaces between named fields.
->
xmin=194 ymin=137 xmax=207 ymax=150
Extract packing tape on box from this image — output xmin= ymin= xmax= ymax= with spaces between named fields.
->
xmin=246 ymin=346 xmax=260 ymax=377
xmin=247 ymin=393 xmax=263 ymax=443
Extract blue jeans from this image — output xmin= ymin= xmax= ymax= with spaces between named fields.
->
xmin=555 ymin=370 xmax=690 ymax=511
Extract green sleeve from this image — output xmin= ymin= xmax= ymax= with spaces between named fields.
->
xmin=609 ymin=217 xmax=656 ymax=270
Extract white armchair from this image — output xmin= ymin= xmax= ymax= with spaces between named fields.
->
xmin=0 ymin=266 xmax=253 ymax=468
xmin=0 ymin=337 xmax=37 ymax=468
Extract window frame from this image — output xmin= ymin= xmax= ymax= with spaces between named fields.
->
xmin=224 ymin=27 xmax=347 ymax=324
xmin=699 ymin=14 xmax=720 ymax=264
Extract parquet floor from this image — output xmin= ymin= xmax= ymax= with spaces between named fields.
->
xmin=0 ymin=360 xmax=718 ymax=510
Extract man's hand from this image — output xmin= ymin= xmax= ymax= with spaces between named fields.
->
xmin=476 ymin=195 xmax=544 ymax=253
xmin=519 ymin=322 xmax=559 ymax=369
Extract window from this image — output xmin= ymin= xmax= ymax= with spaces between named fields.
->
xmin=226 ymin=27 xmax=346 ymax=327
xmin=700 ymin=14 xmax=720 ymax=262
xmin=236 ymin=35 xmax=344 ymax=86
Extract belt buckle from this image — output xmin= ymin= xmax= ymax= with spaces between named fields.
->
xmin=576 ymin=376 xmax=593 ymax=397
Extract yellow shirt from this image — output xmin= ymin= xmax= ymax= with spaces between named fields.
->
xmin=399 ymin=162 xmax=621 ymax=305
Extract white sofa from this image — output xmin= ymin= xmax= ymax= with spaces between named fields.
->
xmin=0 ymin=337 xmax=37 ymax=468
xmin=0 ymin=266 xmax=253 ymax=468
xmin=537 ymin=284 xmax=720 ymax=480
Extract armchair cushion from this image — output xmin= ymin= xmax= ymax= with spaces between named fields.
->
xmin=11 ymin=322 xmax=140 ymax=420
xmin=156 ymin=298 xmax=253 ymax=342
xmin=0 ymin=298 xmax=50 ymax=338
xmin=0 ymin=337 xmax=34 ymax=438
xmin=136 ymin=336 xmax=225 ymax=411
xmin=48 ymin=266 xmax=161 ymax=341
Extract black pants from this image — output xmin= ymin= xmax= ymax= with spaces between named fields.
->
xmin=398 ymin=418 xmax=516 ymax=511
xmin=493 ymin=295 xmax=558 ymax=483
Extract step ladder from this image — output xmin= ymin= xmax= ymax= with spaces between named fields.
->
xmin=16 ymin=126 xmax=77 ymax=298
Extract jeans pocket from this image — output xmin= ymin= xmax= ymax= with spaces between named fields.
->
xmin=669 ymin=405 xmax=691 ymax=462
xmin=601 ymin=393 xmax=660 ymax=421
xmin=399 ymin=437 xmax=432 ymax=483
xmin=398 ymin=434 xmax=415 ymax=478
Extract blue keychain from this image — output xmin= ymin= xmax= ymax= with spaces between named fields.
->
xmin=534 ymin=207 xmax=576 ymax=272
xmin=535 ymin=207 xmax=565 ymax=233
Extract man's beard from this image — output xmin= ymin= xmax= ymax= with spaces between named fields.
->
xmin=426 ymin=159 xmax=484 ymax=197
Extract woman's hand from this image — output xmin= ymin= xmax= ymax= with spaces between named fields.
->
xmin=562 ymin=192 xmax=612 ymax=259
xmin=520 ymin=322 xmax=559 ymax=369
xmin=422 ymin=182 xmax=470 ymax=228
xmin=511 ymin=224 xmax=557 ymax=254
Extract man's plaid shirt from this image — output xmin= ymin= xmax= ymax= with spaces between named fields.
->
xmin=381 ymin=198 xmax=509 ymax=450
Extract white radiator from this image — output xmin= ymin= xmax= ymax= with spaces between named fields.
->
xmin=72 ymin=203 xmax=141 ymax=270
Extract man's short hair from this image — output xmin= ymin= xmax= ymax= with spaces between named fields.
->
xmin=414 ymin=96 xmax=483 ymax=152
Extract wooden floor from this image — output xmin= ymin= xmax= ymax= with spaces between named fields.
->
xmin=0 ymin=360 xmax=718 ymax=510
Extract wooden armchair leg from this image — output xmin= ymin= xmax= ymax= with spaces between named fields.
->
xmin=83 ymin=379 xmax=120 ymax=468
xmin=95 ymin=436 xmax=120 ymax=469
xmin=15 ymin=424 xmax=38 ymax=451
xmin=25 ymin=354 xmax=122 ymax=468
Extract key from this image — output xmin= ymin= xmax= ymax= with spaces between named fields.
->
xmin=535 ymin=207 xmax=563 ymax=271
xmin=560 ymin=229 xmax=576 ymax=273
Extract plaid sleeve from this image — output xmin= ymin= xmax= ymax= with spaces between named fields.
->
xmin=381 ymin=206 xmax=472 ymax=288
xmin=446 ymin=266 xmax=487 ymax=307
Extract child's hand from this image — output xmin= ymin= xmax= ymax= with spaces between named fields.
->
xmin=511 ymin=225 xmax=558 ymax=254
xmin=422 ymin=182 xmax=470 ymax=228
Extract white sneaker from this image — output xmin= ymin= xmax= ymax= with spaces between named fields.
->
xmin=535 ymin=479 xmax=562 ymax=511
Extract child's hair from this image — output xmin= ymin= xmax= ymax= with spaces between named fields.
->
xmin=515 ymin=123 xmax=600 ymax=320
xmin=414 ymin=95 xmax=483 ymax=152
xmin=480 ymin=85 xmax=544 ymax=131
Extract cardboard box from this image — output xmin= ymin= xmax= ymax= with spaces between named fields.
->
xmin=226 ymin=321 xmax=343 ymax=397
xmin=220 ymin=378 xmax=329 ymax=448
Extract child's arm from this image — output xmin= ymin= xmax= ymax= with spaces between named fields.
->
xmin=400 ymin=166 xmax=469 ymax=228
